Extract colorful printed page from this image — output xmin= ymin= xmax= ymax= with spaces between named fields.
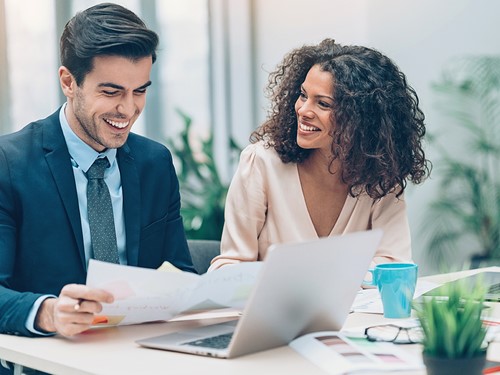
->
xmin=289 ymin=331 xmax=423 ymax=374
xmin=86 ymin=259 xmax=261 ymax=327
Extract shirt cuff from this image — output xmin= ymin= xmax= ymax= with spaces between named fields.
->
xmin=25 ymin=295 xmax=57 ymax=336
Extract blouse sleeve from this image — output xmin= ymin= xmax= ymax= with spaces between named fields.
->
xmin=208 ymin=144 xmax=267 ymax=270
xmin=370 ymin=192 xmax=413 ymax=267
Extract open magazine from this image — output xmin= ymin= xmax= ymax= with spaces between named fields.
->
xmin=289 ymin=331 xmax=423 ymax=374
xmin=86 ymin=259 xmax=261 ymax=326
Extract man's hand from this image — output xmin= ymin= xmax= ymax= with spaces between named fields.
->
xmin=35 ymin=284 xmax=114 ymax=337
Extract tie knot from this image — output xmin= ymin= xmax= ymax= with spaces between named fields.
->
xmin=87 ymin=157 xmax=110 ymax=179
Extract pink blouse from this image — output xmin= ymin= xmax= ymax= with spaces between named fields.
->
xmin=209 ymin=142 xmax=412 ymax=271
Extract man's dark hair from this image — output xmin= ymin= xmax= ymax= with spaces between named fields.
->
xmin=60 ymin=2 xmax=159 ymax=86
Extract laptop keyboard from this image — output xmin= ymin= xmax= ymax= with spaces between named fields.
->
xmin=489 ymin=283 xmax=500 ymax=294
xmin=183 ymin=332 xmax=234 ymax=349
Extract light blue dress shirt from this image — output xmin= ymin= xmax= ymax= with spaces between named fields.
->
xmin=26 ymin=104 xmax=127 ymax=334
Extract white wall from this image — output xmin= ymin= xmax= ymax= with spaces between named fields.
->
xmin=249 ymin=0 xmax=500 ymax=275
xmin=253 ymin=0 xmax=369 ymax=119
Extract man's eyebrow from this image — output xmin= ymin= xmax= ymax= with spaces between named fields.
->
xmin=97 ymin=81 xmax=152 ymax=91
xmin=98 ymin=82 xmax=124 ymax=90
xmin=136 ymin=81 xmax=152 ymax=91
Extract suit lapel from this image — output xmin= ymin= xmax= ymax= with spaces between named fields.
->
xmin=117 ymin=145 xmax=141 ymax=266
xmin=42 ymin=113 xmax=86 ymax=268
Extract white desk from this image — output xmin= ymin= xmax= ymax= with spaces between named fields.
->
xmin=1 ymin=267 xmax=499 ymax=375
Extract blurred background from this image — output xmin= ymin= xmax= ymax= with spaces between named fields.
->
xmin=1 ymin=0 xmax=499 ymax=275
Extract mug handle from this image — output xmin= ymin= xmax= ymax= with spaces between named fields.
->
xmin=361 ymin=268 xmax=376 ymax=287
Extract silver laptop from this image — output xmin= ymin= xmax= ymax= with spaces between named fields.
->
xmin=425 ymin=271 xmax=500 ymax=302
xmin=136 ymin=229 xmax=383 ymax=358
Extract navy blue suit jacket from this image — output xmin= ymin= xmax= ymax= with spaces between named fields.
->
xmin=0 ymin=109 xmax=195 ymax=337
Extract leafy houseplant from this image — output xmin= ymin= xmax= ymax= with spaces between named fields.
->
xmin=166 ymin=109 xmax=241 ymax=240
xmin=415 ymin=279 xmax=488 ymax=375
xmin=423 ymin=56 xmax=500 ymax=269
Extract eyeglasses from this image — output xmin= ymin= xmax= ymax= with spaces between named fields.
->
xmin=364 ymin=324 xmax=423 ymax=344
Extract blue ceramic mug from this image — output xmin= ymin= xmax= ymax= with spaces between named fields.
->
xmin=364 ymin=263 xmax=418 ymax=318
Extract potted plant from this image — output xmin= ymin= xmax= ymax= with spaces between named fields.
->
xmin=165 ymin=109 xmax=241 ymax=240
xmin=415 ymin=278 xmax=489 ymax=375
xmin=423 ymin=56 xmax=500 ymax=269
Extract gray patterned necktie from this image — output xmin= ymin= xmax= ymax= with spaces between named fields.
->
xmin=86 ymin=157 xmax=119 ymax=264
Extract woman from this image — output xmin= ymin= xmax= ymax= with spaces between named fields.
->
xmin=209 ymin=39 xmax=430 ymax=270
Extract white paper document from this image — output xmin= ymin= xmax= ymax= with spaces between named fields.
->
xmin=351 ymin=280 xmax=440 ymax=314
xmin=86 ymin=260 xmax=261 ymax=326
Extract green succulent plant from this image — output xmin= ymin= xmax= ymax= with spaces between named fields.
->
xmin=415 ymin=278 xmax=488 ymax=359
xmin=166 ymin=109 xmax=241 ymax=240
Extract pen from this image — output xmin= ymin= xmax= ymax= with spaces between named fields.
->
xmin=484 ymin=366 xmax=500 ymax=374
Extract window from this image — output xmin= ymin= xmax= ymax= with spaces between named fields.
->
xmin=2 ymin=0 xmax=210 ymax=146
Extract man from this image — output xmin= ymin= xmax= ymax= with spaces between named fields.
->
xmin=0 ymin=2 xmax=195 ymax=345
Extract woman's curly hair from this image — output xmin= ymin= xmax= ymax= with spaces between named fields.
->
xmin=251 ymin=38 xmax=431 ymax=199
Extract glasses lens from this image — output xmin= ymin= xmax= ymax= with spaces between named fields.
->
xmin=407 ymin=327 xmax=423 ymax=343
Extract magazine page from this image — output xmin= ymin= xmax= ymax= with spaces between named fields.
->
xmin=289 ymin=331 xmax=423 ymax=374
xmin=86 ymin=259 xmax=262 ymax=326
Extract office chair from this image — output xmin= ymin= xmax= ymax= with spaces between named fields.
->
xmin=187 ymin=239 xmax=221 ymax=274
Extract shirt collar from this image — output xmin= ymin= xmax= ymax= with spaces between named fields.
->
xmin=59 ymin=103 xmax=117 ymax=172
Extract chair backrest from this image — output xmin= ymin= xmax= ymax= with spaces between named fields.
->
xmin=187 ymin=239 xmax=221 ymax=274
